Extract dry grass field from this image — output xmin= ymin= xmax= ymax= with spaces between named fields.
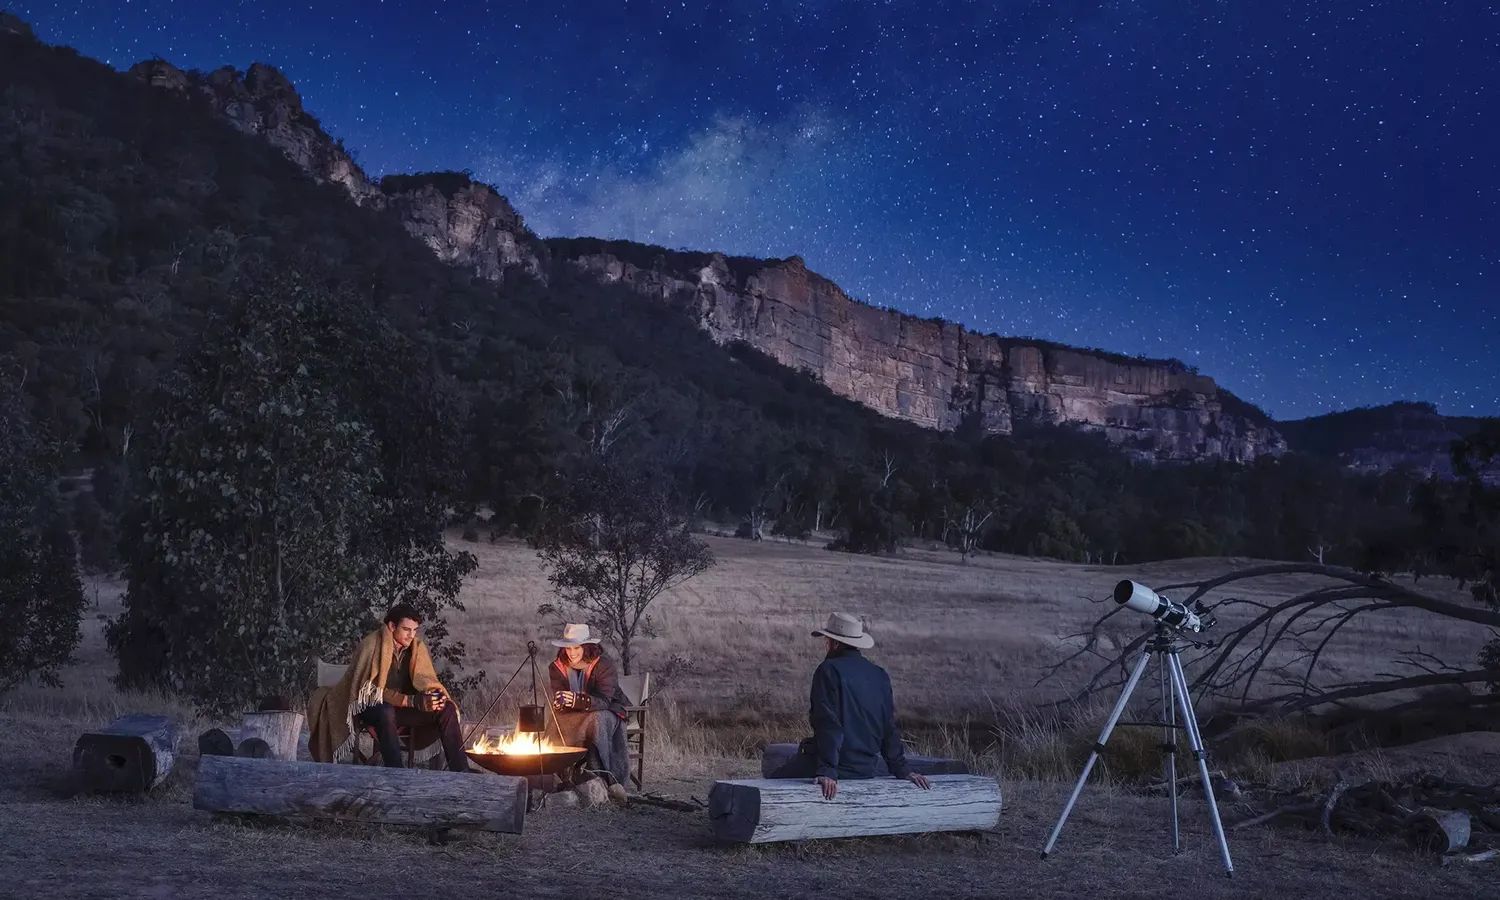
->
xmin=1 ymin=534 xmax=1495 ymax=899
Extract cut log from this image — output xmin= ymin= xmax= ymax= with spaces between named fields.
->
xmin=73 ymin=714 xmax=179 ymax=793
xmin=193 ymin=755 xmax=527 ymax=833
xmin=1407 ymin=807 xmax=1470 ymax=854
xmin=238 ymin=710 xmax=304 ymax=761
xmin=198 ymin=728 xmax=238 ymax=758
xmin=709 ymin=774 xmax=1001 ymax=843
xmin=236 ymin=737 xmax=271 ymax=759
xmin=760 ymin=742 xmax=971 ymax=778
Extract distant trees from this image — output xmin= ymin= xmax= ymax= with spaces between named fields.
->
xmin=532 ymin=459 xmax=715 ymax=674
xmin=0 ymin=368 xmax=87 ymax=695
xmin=108 ymin=271 xmax=476 ymax=717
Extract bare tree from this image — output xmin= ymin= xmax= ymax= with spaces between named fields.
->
xmin=1045 ymin=564 xmax=1500 ymax=723
xmin=532 ymin=462 xmax=715 ymax=673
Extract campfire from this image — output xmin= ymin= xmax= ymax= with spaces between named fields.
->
xmin=468 ymin=729 xmax=567 ymax=756
xmin=461 ymin=640 xmax=589 ymax=777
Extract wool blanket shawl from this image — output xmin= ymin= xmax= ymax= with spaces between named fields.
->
xmin=308 ymin=626 xmax=450 ymax=764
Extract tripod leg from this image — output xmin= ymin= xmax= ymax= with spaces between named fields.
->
xmin=1041 ymin=648 xmax=1153 ymax=859
xmin=1161 ymin=653 xmax=1179 ymax=853
xmin=1165 ymin=652 xmax=1234 ymax=877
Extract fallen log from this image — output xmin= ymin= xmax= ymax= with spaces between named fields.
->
xmin=193 ymin=755 xmax=527 ymax=833
xmin=1407 ymin=807 xmax=1470 ymax=854
xmin=709 ymin=774 xmax=1001 ymax=843
xmin=760 ymin=743 xmax=971 ymax=778
xmin=237 ymin=711 xmax=303 ymax=761
xmin=73 ymin=714 xmax=179 ymax=793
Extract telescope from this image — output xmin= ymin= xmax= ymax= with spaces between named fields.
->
xmin=1113 ymin=580 xmax=1214 ymax=633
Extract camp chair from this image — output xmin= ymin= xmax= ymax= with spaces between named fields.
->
xmin=618 ymin=672 xmax=652 ymax=789
xmin=314 ymin=658 xmax=415 ymax=767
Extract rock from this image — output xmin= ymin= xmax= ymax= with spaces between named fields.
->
xmin=565 ymin=251 xmax=1287 ymax=461
xmin=548 ymin=789 xmax=580 ymax=809
xmin=381 ymin=177 xmax=543 ymax=283
xmin=575 ymin=778 xmax=610 ymax=808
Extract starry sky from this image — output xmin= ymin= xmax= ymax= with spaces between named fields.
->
xmin=11 ymin=1 xmax=1498 ymax=420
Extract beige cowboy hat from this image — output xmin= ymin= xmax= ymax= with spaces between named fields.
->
xmin=551 ymin=623 xmax=599 ymax=648
xmin=811 ymin=612 xmax=874 ymax=649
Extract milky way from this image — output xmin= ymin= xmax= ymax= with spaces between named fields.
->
xmin=12 ymin=0 xmax=1498 ymax=419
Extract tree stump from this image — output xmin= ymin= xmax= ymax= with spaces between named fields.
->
xmin=193 ymin=755 xmax=528 ymax=833
xmin=73 ymin=714 xmax=179 ymax=793
xmin=760 ymin=742 xmax=971 ymax=778
xmin=198 ymin=728 xmax=238 ymax=758
xmin=238 ymin=710 xmax=303 ymax=761
xmin=709 ymin=774 xmax=1002 ymax=843
xmin=236 ymin=737 xmax=272 ymax=759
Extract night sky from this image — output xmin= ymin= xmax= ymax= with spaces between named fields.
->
xmin=11 ymin=1 xmax=1497 ymax=420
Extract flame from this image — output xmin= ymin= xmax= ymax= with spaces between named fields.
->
xmin=467 ymin=730 xmax=566 ymax=756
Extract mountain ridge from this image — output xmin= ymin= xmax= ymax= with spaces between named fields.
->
xmin=123 ymin=51 xmax=1288 ymax=462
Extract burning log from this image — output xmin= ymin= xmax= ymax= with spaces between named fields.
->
xmin=73 ymin=714 xmax=179 ymax=793
xmin=193 ymin=755 xmax=528 ymax=833
xmin=708 ymin=774 xmax=1002 ymax=843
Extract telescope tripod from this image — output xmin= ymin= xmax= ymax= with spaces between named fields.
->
xmin=1041 ymin=625 xmax=1234 ymax=877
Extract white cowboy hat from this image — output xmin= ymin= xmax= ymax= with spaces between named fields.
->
xmin=811 ymin=612 xmax=874 ymax=649
xmin=551 ymin=623 xmax=599 ymax=648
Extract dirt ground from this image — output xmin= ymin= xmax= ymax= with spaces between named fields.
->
xmin=2 ymin=537 xmax=1495 ymax=898
xmin=1 ymin=760 xmax=1491 ymax=900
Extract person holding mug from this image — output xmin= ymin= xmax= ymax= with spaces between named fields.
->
xmin=549 ymin=623 xmax=630 ymax=804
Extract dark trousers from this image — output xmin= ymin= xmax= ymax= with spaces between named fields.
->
xmin=355 ymin=701 xmax=467 ymax=772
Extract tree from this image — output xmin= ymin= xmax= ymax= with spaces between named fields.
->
xmin=109 ymin=271 xmax=476 ymax=716
xmin=531 ymin=460 xmax=715 ymax=674
xmin=0 ymin=369 xmax=87 ymax=694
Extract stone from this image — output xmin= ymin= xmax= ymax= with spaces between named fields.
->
xmin=575 ymin=778 xmax=610 ymax=808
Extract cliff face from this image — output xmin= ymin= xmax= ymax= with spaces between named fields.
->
xmin=129 ymin=57 xmax=1283 ymax=460
xmin=565 ymin=248 xmax=1286 ymax=461
xmin=127 ymin=59 xmax=544 ymax=282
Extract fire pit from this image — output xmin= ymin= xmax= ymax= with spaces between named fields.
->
xmin=466 ymin=730 xmax=587 ymax=777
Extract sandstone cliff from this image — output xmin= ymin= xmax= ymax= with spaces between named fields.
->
xmin=552 ymin=241 xmax=1286 ymax=461
xmin=127 ymin=59 xmax=544 ymax=283
xmin=129 ymin=57 xmax=1283 ymax=460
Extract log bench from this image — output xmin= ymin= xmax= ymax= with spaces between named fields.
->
xmin=194 ymin=755 xmax=528 ymax=833
xmin=759 ymin=742 xmax=971 ymax=778
xmin=709 ymin=774 xmax=1002 ymax=843
xmin=73 ymin=714 xmax=179 ymax=793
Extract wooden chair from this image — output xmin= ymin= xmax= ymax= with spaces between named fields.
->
xmin=314 ymin=658 xmax=414 ymax=767
xmin=618 ymin=672 xmax=652 ymax=789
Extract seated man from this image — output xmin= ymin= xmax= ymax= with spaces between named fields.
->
xmin=308 ymin=604 xmax=468 ymax=771
xmin=769 ymin=612 xmax=931 ymax=799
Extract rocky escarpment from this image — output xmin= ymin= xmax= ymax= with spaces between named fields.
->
xmin=552 ymin=240 xmax=1286 ymax=461
xmin=127 ymin=59 xmax=544 ymax=283
xmin=128 ymin=56 xmax=1282 ymax=461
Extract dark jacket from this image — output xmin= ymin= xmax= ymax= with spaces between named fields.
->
xmin=809 ymin=645 xmax=912 ymax=780
xmin=549 ymin=653 xmax=628 ymax=719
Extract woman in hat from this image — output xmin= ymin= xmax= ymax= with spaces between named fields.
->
xmin=549 ymin=623 xmax=630 ymax=803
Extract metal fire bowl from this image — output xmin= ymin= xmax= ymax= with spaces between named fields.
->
xmin=467 ymin=746 xmax=587 ymax=777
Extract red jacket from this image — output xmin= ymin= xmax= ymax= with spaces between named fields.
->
xmin=549 ymin=654 xmax=628 ymax=718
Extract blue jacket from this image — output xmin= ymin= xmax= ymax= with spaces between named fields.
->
xmin=809 ymin=645 xmax=912 ymax=780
